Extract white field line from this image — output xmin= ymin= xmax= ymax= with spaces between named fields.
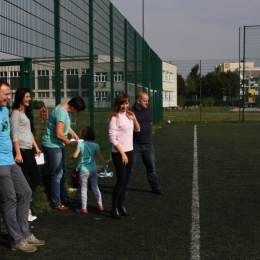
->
xmin=190 ymin=125 xmax=200 ymax=260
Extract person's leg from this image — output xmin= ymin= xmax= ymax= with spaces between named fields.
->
xmin=111 ymin=152 xmax=127 ymax=208
xmin=42 ymin=146 xmax=64 ymax=206
xmin=79 ymin=171 xmax=89 ymax=209
xmin=126 ymin=144 xmax=142 ymax=191
xmin=119 ymin=151 xmax=133 ymax=206
xmin=89 ymin=171 xmax=102 ymax=206
xmin=142 ymin=143 xmax=161 ymax=191
xmin=23 ymin=149 xmax=41 ymax=192
xmin=0 ymin=165 xmax=31 ymax=246
xmin=60 ymin=148 xmax=67 ymax=202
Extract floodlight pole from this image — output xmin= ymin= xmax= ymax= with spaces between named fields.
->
xmin=142 ymin=0 xmax=144 ymax=39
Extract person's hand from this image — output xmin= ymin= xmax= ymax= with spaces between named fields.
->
xmin=35 ymin=148 xmax=41 ymax=157
xmin=15 ymin=154 xmax=23 ymax=163
xmin=126 ymin=110 xmax=135 ymax=120
xmin=121 ymin=153 xmax=128 ymax=165
xmin=71 ymin=133 xmax=79 ymax=140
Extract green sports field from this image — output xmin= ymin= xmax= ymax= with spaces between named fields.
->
xmin=1 ymin=120 xmax=260 ymax=259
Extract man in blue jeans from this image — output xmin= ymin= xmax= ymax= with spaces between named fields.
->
xmin=0 ymin=81 xmax=44 ymax=252
xmin=127 ymin=91 xmax=163 ymax=195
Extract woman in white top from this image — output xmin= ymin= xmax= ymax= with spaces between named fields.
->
xmin=109 ymin=93 xmax=140 ymax=219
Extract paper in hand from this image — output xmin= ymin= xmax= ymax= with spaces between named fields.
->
xmin=35 ymin=153 xmax=45 ymax=165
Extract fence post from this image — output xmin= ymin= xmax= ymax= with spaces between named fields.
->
xmin=54 ymin=0 xmax=61 ymax=106
xmin=110 ymin=3 xmax=114 ymax=107
xmin=89 ymin=0 xmax=94 ymax=127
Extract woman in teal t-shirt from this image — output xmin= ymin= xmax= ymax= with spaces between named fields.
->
xmin=42 ymin=96 xmax=85 ymax=211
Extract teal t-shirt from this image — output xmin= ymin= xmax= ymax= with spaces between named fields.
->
xmin=76 ymin=141 xmax=99 ymax=172
xmin=0 ymin=106 xmax=15 ymax=165
xmin=41 ymin=105 xmax=71 ymax=148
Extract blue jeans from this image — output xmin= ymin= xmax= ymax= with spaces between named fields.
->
xmin=127 ymin=143 xmax=161 ymax=191
xmin=42 ymin=146 xmax=67 ymax=206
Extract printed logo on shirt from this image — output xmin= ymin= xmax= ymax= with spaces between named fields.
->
xmin=1 ymin=118 xmax=8 ymax=132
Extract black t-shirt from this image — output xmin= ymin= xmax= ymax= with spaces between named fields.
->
xmin=131 ymin=104 xmax=153 ymax=144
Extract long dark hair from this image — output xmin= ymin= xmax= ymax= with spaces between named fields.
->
xmin=12 ymin=88 xmax=35 ymax=133
xmin=109 ymin=93 xmax=130 ymax=120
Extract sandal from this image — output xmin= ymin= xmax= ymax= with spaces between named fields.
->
xmin=52 ymin=204 xmax=68 ymax=211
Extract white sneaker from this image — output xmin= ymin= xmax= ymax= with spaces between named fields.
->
xmin=28 ymin=209 xmax=37 ymax=222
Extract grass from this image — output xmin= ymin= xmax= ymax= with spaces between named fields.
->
xmin=1 ymin=108 xmax=260 ymax=259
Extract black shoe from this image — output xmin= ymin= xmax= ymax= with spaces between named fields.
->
xmin=153 ymin=189 xmax=164 ymax=195
xmin=118 ymin=205 xmax=131 ymax=216
xmin=110 ymin=208 xmax=123 ymax=220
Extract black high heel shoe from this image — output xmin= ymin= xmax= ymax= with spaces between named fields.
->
xmin=110 ymin=208 xmax=123 ymax=220
xmin=118 ymin=205 xmax=130 ymax=216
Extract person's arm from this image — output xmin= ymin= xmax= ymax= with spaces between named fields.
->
xmin=56 ymin=122 xmax=77 ymax=146
xmin=96 ymin=150 xmax=110 ymax=171
xmin=109 ymin=117 xmax=129 ymax=165
xmin=10 ymin=111 xmax=23 ymax=163
xmin=32 ymin=134 xmax=41 ymax=156
xmin=70 ymin=147 xmax=80 ymax=159
xmin=13 ymin=141 xmax=23 ymax=163
xmin=69 ymin=127 xmax=79 ymax=140
xmin=126 ymin=110 xmax=140 ymax=131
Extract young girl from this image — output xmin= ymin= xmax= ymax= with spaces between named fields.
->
xmin=70 ymin=126 xmax=109 ymax=214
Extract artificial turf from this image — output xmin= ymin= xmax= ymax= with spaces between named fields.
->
xmin=1 ymin=121 xmax=260 ymax=259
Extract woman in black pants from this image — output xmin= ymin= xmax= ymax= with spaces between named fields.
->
xmin=108 ymin=93 xmax=140 ymax=219
xmin=10 ymin=88 xmax=42 ymax=222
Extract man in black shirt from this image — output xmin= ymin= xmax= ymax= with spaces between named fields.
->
xmin=127 ymin=91 xmax=163 ymax=195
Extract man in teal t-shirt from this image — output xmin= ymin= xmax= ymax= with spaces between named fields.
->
xmin=0 ymin=81 xmax=44 ymax=252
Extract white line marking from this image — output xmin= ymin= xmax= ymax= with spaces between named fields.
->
xmin=190 ymin=125 xmax=200 ymax=260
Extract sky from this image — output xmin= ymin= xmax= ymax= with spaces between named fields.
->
xmin=111 ymin=0 xmax=260 ymax=61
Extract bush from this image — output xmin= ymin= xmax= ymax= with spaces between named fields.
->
xmin=33 ymin=100 xmax=45 ymax=109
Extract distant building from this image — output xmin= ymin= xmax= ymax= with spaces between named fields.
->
xmin=162 ymin=61 xmax=177 ymax=108
xmin=0 ymin=56 xmax=178 ymax=108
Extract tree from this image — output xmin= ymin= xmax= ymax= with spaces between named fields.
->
xmin=177 ymin=73 xmax=186 ymax=96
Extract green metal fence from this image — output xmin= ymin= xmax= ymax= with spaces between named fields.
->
xmin=0 ymin=0 xmax=163 ymax=164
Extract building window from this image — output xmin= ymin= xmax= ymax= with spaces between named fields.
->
xmin=52 ymin=70 xmax=64 ymax=89
xmin=67 ymin=91 xmax=79 ymax=98
xmin=0 ymin=71 xmax=7 ymax=82
xmin=38 ymin=70 xmax=49 ymax=90
xmin=169 ymin=73 xmax=173 ymax=83
xmin=38 ymin=92 xmax=50 ymax=98
xmin=10 ymin=71 xmax=20 ymax=90
xmin=67 ymin=69 xmax=79 ymax=89
xmin=82 ymin=91 xmax=89 ymax=97
xmin=81 ymin=69 xmax=90 ymax=89
xmin=94 ymin=72 xmax=107 ymax=82
xmin=113 ymin=91 xmax=123 ymax=97
xmin=95 ymin=91 xmax=107 ymax=101
xmin=165 ymin=72 xmax=169 ymax=82
xmin=114 ymin=72 xmax=124 ymax=82
xmin=52 ymin=92 xmax=64 ymax=98
xmin=162 ymin=71 xmax=166 ymax=82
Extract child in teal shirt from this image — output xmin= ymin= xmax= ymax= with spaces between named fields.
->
xmin=71 ymin=126 xmax=109 ymax=213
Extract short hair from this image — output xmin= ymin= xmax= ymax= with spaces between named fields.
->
xmin=0 ymin=80 xmax=10 ymax=89
xmin=68 ymin=96 xmax=86 ymax=112
xmin=80 ymin=126 xmax=96 ymax=141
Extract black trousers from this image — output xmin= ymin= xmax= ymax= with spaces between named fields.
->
xmin=14 ymin=148 xmax=41 ymax=193
xmin=111 ymin=151 xmax=133 ymax=208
